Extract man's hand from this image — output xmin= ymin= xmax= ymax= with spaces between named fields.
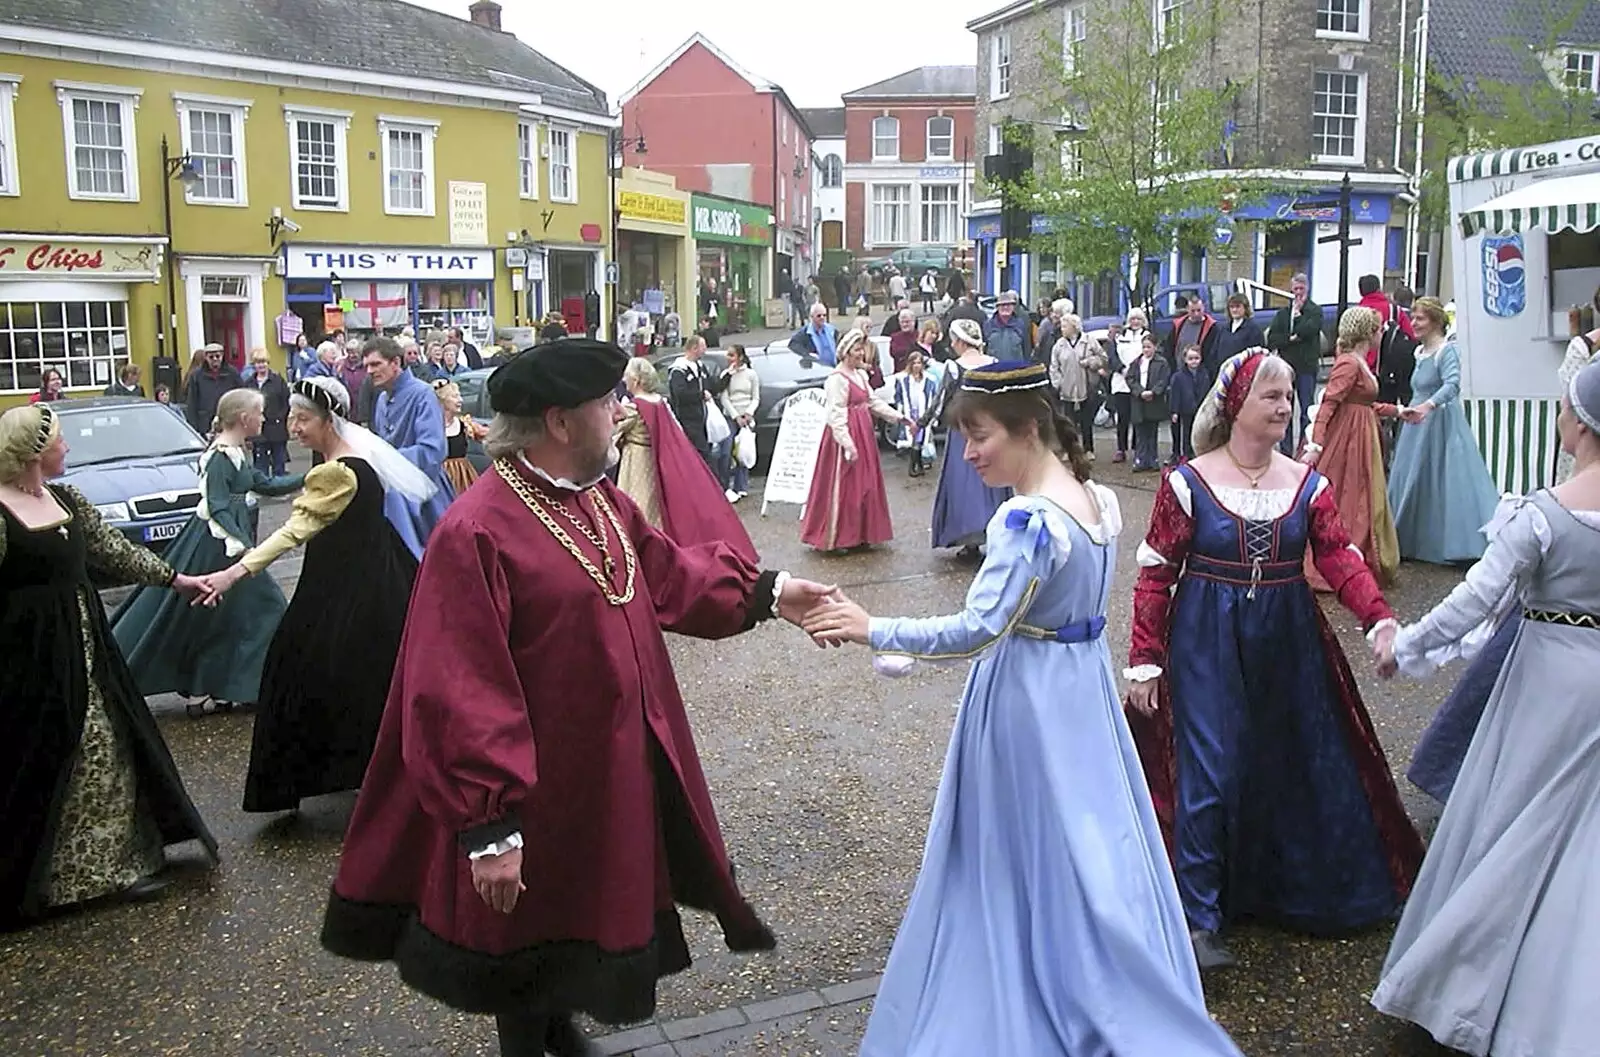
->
xmin=777 ymin=577 xmax=838 ymax=629
xmin=1372 ymin=624 xmax=1398 ymax=679
xmin=1124 ymin=679 xmax=1160 ymax=717
xmin=471 ymin=848 xmax=525 ymax=914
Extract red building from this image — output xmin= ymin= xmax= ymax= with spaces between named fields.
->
xmin=619 ymin=34 xmax=814 ymax=286
xmin=841 ymin=67 xmax=977 ymax=259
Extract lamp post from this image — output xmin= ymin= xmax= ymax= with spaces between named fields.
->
xmin=158 ymin=135 xmax=201 ymax=359
xmin=607 ymin=121 xmax=647 ymax=338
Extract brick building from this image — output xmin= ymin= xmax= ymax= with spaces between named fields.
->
xmin=840 ymin=67 xmax=977 ymax=262
xmin=618 ymin=33 xmax=814 ymax=295
xmin=966 ymin=0 xmax=1419 ymax=315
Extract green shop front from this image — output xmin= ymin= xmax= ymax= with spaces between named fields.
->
xmin=690 ymin=194 xmax=771 ymax=329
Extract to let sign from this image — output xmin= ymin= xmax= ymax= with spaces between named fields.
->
xmin=0 ymin=238 xmax=165 ymax=282
xmin=448 ymin=181 xmax=489 ymax=246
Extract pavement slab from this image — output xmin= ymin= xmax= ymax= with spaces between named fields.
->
xmin=1 ymin=439 xmax=1468 ymax=1057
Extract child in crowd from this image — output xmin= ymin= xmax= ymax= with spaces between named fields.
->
xmin=155 ymin=383 xmax=173 ymax=405
xmin=1167 ymin=343 xmax=1210 ymax=464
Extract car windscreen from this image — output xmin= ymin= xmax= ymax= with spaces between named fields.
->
xmin=58 ymin=405 xmax=205 ymax=467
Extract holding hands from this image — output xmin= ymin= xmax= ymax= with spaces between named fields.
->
xmin=1371 ymin=622 xmax=1398 ymax=679
xmin=771 ymin=577 xmax=871 ymax=647
xmin=1399 ymin=403 xmax=1432 ymax=424
xmin=185 ymin=563 xmax=251 ymax=607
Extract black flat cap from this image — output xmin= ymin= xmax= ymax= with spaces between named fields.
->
xmin=487 ymin=338 xmax=628 ymax=416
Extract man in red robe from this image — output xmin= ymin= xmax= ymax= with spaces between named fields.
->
xmin=320 ymin=338 xmax=836 ymax=1057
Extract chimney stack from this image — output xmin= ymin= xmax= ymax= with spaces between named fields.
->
xmin=468 ymin=0 xmax=502 ymax=31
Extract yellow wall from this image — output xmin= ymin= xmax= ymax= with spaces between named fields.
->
xmin=0 ymin=53 xmax=610 ymax=408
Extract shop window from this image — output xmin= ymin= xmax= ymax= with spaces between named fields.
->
xmin=921 ymin=185 xmax=960 ymax=244
xmin=926 ymin=116 xmax=954 ymax=161
xmin=57 ymin=84 xmax=142 ymax=201
xmin=379 ymin=116 xmax=438 ymax=216
xmin=1312 ymin=71 xmax=1365 ymax=163
xmin=871 ymin=184 xmax=911 ymax=244
xmin=548 ymin=127 xmax=576 ymax=203
xmin=0 ymin=299 xmax=129 ymax=394
xmin=518 ymin=120 xmax=539 ymax=199
xmin=1385 ymin=227 xmax=1405 ymax=272
xmin=0 ymin=76 xmax=18 ymax=196
xmin=1316 ymin=0 xmax=1368 ymax=40
xmin=286 ymin=106 xmax=351 ymax=211
xmin=176 ymin=95 xmax=249 ymax=206
xmin=416 ymin=282 xmax=491 ymax=333
xmin=873 ymin=117 xmax=899 ymax=161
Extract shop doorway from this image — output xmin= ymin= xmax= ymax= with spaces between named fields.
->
xmin=1263 ymin=224 xmax=1310 ymax=308
xmin=822 ymin=221 xmax=843 ymax=250
xmin=203 ymin=302 xmax=247 ymax=370
xmin=549 ymin=249 xmax=596 ymax=334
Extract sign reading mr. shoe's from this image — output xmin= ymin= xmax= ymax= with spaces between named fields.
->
xmin=689 ymin=195 xmax=771 ymax=246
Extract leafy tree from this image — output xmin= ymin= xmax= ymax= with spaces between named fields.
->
xmin=998 ymin=0 xmax=1267 ymax=306
xmin=1419 ymin=0 xmax=1600 ymax=229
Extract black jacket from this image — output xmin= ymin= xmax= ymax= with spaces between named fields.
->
xmin=186 ymin=368 xmax=242 ymax=433
xmin=941 ymin=300 xmax=987 ymax=334
xmin=244 ymin=371 xmax=292 ymax=444
xmin=1376 ymin=322 xmax=1418 ymax=406
xmin=1210 ymin=317 xmax=1266 ymax=371
xmin=102 ymin=381 xmax=145 ymax=398
xmin=666 ymin=356 xmax=727 ymax=455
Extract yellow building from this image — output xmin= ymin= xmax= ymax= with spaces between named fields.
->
xmin=616 ymin=168 xmax=696 ymax=337
xmin=0 ymin=0 xmax=613 ymax=408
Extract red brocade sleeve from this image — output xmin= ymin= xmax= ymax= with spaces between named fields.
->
xmin=612 ymin=482 xmax=778 ymax=639
xmin=1308 ymin=481 xmax=1395 ymax=629
xmin=399 ymin=516 xmax=535 ymax=848
xmin=1129 ymin=473 xmax=1195 ymax=670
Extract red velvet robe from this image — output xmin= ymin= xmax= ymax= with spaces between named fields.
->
xmin=635 ymin=398 xmax=758 ymax=565
xmin=320 ymin=458 xmax=776 ymax=1024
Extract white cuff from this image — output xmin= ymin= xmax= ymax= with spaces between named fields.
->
xmin=468 ymin=831 xmax=524 ymax=860
xmin=1123 ymin=664 xmax=1163 ymax=682
xmin=1302 ymin=441 xmax=1323 ymax=456
xmin=1364 ymin=617 xmax=1399 ymax=641
xmin=770 ymin=570 xmax=791 ymax=619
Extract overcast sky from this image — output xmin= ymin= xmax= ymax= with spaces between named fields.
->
xmin=412 ymin=0 xmax=982 ymax=109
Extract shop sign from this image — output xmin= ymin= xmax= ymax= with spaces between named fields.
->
xmin=920 ymin=166 xmax=960 ymax=179
xmin=690 ymin=195 xmax=772 ymax=246
xmin=967 ymin=214 xmax=1002 ymax=240
xmin=283 ymin=245 xmax=494 ymax=281
xmin=0 ymin=237 xmax=163 ymax=281
xmin=617 ymin=189 xmax=687 ymax=226
xmin=448 ymin=181 xmax=489 ymax=246
xmin=1230 ymin=193 xmax=1392 ymax=225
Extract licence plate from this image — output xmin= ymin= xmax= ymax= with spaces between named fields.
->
xmin=144 ymin=522 xmax=183 ymax=542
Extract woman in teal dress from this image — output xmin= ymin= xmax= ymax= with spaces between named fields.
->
xmin=112 ymin=389 xmax=303 ymax=713
xmin=1383 ymin=296 xmax=1500 ymax=564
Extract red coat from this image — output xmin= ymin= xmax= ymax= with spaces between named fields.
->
xmin=320 ymin=460 xmax=775 ymax=1024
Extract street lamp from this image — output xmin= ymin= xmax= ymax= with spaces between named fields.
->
xmin=607 ymin=120 xmax=649 ymax=337
xmin=158 ymin=135 xmax=202 ymax=359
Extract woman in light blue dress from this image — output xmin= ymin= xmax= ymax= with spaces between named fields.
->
xmin=929 ymin=319 xmax=1012 ymax=554
xmin=1384 ymin=296 xmax=1499 ymax=563
xmin=804 ymin=361 xmax=1240 ymax=1057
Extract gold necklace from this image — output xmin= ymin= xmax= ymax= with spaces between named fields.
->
xmin=495 ymin=459 xmax=636 ymax=605
xmin=1225 ymin=445 xmax=1273 ymax=489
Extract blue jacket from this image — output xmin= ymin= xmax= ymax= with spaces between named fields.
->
xmin=983 ymin=312 xmax=1031 ymax=360
xmin=1210 ymin=317 xmax=1266 ymax=371
xmin=1169 ymin=364 xmax=1212 ymax=417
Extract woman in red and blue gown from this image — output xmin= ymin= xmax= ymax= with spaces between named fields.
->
xmin=1124 ymin=349 xmax=1423 ymax=971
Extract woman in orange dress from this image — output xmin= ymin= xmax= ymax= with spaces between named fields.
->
xmin=430 ymin=379 xmax=487 ymax=494
xmin=1301 ymin=309 xmax=1400 ymax=589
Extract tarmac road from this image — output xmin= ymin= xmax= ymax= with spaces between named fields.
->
xmin=2 ymin=442 xmax=1467 ymax=1057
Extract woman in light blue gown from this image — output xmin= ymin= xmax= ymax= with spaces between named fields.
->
xmin=804 ymin=361 xmax=1240 ymax=1057
xmin=1385 ymin=296 xmax=1499 ymax=563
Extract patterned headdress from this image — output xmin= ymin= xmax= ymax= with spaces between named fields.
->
xmin=1210 ymin=347 xmax=1274 ymax=422
xmin=30 ymin=403 xmax=58 ymax=455
xmin=959 ymin=360 xmax=1051 ymax=395
xmin=947 ymin=318 xmax=985 ymax=349
xmin=292 ymin=376 xmax=351 ymax=419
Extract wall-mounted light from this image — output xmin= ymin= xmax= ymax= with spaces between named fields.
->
xmin=161 ymin=137 xmax=202 ymax=189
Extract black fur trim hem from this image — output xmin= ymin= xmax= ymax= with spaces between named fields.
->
xmin=458 ymin=814 xmax=522 ymax=852
xmin=320 ymin=889 xmax=692 ymax=1025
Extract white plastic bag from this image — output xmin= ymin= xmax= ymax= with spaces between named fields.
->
xmin=735 ymin=425 xmax=757 ymax=469
xmin=920 ymin=436 xmax=937 ymax=462
xmin=705 ymin=401 xmax=731 ymax=445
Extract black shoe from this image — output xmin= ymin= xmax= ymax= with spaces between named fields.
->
xmin=122 ymin=875 xmax=172 ymax=903
xmin=544 ymin=1015 xmax=601 ymax=1057
xmin=1190 ymin=929 xmax=1237 ymax=971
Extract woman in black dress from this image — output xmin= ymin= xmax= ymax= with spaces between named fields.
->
xmin=202 ymin=378 xmax=423 ymax=813
xmin=0 ymin=404 xmax=216 ymax=927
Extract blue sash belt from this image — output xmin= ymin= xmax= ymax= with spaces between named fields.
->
xmin=1016 ymin=615 xmax=1107 ymax=644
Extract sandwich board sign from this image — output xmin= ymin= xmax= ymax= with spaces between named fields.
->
xmin=760 ymin=387 xmax=829 ymax=518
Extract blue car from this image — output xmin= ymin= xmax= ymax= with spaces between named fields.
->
xmin=50 ymin=396 xmax=255 ymax=552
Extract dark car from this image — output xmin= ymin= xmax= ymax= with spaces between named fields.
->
xmin=866 ymin=246 xmax=954 ymax=279
xmin=50 ymin=397 xmax=254 ymax=552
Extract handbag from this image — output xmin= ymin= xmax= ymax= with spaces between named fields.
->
xmin=735 ymin=425 xmax=757 ymax=469
xmin=705 ymin=401 xmax=731 ymax=445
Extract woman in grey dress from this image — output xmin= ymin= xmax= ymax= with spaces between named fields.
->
xmin=1371 ymin=359 xmax=1600 ymax=1056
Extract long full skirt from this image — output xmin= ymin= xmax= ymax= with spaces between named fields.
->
xmin=929 ymin=429 xmax=1011 ymax=549
xmin=242 ymin=536 xmax=415 ymax=812
xmin=1373 ymin=620 xmax=1600 ymax=1056
xmin=1405 ymin=615 xmax=1518 ymax=804
xmin=799 ymin=405 xmax=893 ymax=551
xmin=1387 ymin=405 xmax=1499 ymax=564
xmin=1307 ymin=409 xmax=1398 ymax=590
xmin=862 ymin=638 xmax=1241 ymax=1056
xmin=111 ymin=516 xmax=287 ymax=704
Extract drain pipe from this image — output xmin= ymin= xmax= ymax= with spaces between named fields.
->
xmin=1404 ymin=0 xmax=1431 ymax=291
xmin=1393 ymin=0 xmax=1408 ymax=172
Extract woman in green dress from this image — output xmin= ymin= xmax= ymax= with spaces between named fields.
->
xmin=112 ymin=389 xmax=303 ymax=714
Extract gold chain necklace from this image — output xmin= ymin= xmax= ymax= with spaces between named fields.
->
xmin=1224 ymin=445 xmax=1273 ymax=489
xmin=495 ymin=459 xmax=636 ymax=605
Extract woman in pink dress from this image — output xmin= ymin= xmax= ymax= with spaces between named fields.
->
xmin=800 ymin=329 xmax=914 ymax=552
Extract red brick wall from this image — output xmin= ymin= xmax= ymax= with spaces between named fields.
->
xmin=843 ymin=100 xmax=977 ymax=164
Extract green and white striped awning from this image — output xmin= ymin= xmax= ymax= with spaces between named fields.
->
xmin=1457 ymin=174 xmax=1600 ymax=237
